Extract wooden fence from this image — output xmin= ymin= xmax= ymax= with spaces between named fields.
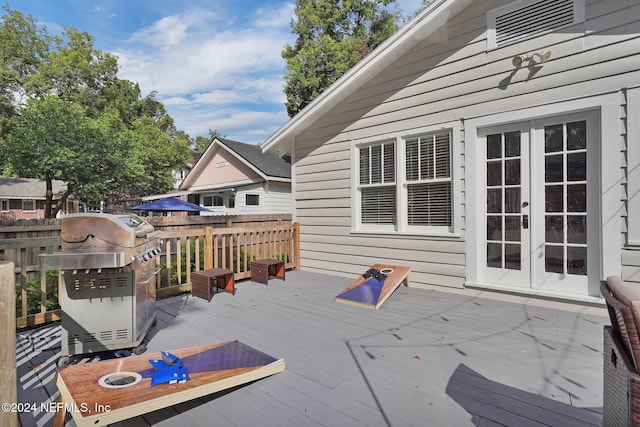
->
xmin=156 ymin=223 xmax=300 ymax=299
xmin=1 ymin=221 xmax=300 ymax=328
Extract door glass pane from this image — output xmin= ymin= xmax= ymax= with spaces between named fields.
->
xmin=567 ymin=215 xmax=586 ymax=244
xmin=545 ymin=216 xmax=564 ymax=243
xmin=505 ymin=159 xmax=520 ymax=185
xmin=545 ymin=186 xmax=563 ymax=212
xmin=567 ymin=246 xmax=587 ymax=275
xmin=545 ymin=245 xmax=564 ymax=273
xmin=505 ymin=244 xmax=521 ymax=270
xmin=505 ymin=131 xmax=521 ymax=157
xmin=505 ymin=188 xmax=521 ymax=213
xmin=543 ymin=120 xmax=587 ymax=276
xmin=487 ymin=162 xmax=502 ymax=186
xmin=567 ymin=152 xmax=586 ymax=181
xmin=545 ymin=155 xmax=563 ymax=182
xmin=485 ymin=130 xmax=521 ymax=271
xmin=487 ymin=216 xmax=502 ymax=240
xmin=487 ymin=134 xmax=502 ymax=159
xmin=567 ymin=121 xmax=586 ymax=150
xmin=545 ymin=124 xmax=563 ymax=153
xmin=505 ymin=217 xmax=521 ymax=242
xmin=487 ymin=188 xmax=502 ymax=213
xmin=487 ymin=243 xmax=502 ymax=268
xmin=567 ymin=184 xmax=586 ymax=212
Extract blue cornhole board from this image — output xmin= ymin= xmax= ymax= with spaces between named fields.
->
xmin=334 ymin=264 xmax=411 ymax=310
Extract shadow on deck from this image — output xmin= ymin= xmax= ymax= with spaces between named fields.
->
xmin=16 ymin=270 xmax=607 ymax=426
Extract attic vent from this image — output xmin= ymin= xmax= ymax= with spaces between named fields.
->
xmin=488 ymin=0 xmax=584 ymax=48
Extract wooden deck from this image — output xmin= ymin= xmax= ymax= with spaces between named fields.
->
xmin=16 ymin=270 xmax=608 ymax=426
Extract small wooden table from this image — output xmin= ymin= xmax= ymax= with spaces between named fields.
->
xmin=191 ymin=269 xmax=235 ymax=301
xmin=251 ymin=259 xmax=285 ymax=285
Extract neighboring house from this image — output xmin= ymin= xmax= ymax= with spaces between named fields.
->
xmin=262 ymin=0 xmax=640 ymax=303
xmin=180 ymin=137 xmax=292 ymax=215
xmin=171 ymin=151 xmax=202 ymax=189
xmin=0 ymin=176 xmax=75 ymax=220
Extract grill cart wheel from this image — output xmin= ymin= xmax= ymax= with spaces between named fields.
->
xmin=133 ymin=342 xmax=148 ymax=355
xmin=57 ymin=356 xmax=70 ymax=368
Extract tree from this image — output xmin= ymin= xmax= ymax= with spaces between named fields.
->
xmin=0 ymin=4 xmax=49 ymax=141
xmin=119 ymin=116 xmax=190 ymax=199
xmin=282 ymin=0 xmax=399 ymax=117
xmin=0 ymin=6 xmax=192 ymax=213
xmin=193 ymin=129 xmax=225 ymax=152
xmin=3 ymin=96 xmax=125 ymax=217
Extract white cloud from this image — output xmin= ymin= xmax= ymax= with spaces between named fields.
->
xmin=110 ymin=3 xmax=295 ymax=141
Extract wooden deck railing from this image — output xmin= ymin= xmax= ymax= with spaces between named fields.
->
xmin=4 ymin=222 xmax=300 ymax=328
xmin=156 ymin=223 xmax=300 ymax=298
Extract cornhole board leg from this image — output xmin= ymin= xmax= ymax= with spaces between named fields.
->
xmin=334 ymin=264 xmax=411 ymax=310
xmin=56 ymin=341 xmax=285 ymax=427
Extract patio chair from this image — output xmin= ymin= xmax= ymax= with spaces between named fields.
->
xmin=601 ymin=276 xmax=640 ymax=426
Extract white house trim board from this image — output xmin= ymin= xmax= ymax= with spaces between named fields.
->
xmin=188 ymin=178 xmax=263 ymax=193
xmin=465 ymin=92 xmax=621 ymax=299
xmin=627 ymin=87 xmax=640 ymax=246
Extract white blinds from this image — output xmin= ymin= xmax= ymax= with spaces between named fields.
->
xmin=361 ymin=186 xmax=396 ymax=224
xmin=405 ymin=132 xmax=452 ymax=227
xmin=357 ymin=131 xmax=452 ymax=229
xmin=360 ymin=142 xmax=396 ymax=225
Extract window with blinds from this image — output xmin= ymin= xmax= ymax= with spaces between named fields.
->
xmin=356 ymin=131 xmax=453 ymax=231
xmin=359 ymin=142 xmax=396 ymax=225
xmin=405 ymin=132 xmax=452 ymax=226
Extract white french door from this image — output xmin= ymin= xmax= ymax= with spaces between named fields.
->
xmin=478 ymin=112 xmax=598 ymax=296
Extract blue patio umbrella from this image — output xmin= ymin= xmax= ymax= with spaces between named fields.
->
xmin=128 ymin=197 xmax=211 ymax=212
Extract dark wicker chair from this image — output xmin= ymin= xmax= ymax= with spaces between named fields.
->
xmin=601 ymin=277 xmax=640 ymax=426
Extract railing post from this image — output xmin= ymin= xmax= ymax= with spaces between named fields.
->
xmin=0 ymin=261 xmax=17 ymax=427
xmin=294 ymin=222 xmax=301 ymax=270
xmin=204 ymin=227 xmax=213 ymax=270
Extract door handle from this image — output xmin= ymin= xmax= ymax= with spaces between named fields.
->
xmin=523 ymin=215 xmax=529 ymax=229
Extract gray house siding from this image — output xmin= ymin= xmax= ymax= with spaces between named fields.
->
xmin=284 ymin=0 xmax=639 ymax=295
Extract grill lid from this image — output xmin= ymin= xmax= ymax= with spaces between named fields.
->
xmin=40 ymin=213 xmax=162 ymax=270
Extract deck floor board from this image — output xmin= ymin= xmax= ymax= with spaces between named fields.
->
xmin=16 ymin=270 xmax=608 ymax=426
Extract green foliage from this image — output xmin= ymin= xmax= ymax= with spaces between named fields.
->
xmin=16 ymin=270 xmax=59 ymax=317
xmin=0 ymin=5 xmax=191 ymax=212
xmin=282 ymin=0 xmax=400 ymax=117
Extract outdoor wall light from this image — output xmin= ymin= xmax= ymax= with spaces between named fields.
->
xmin=512 ymin=51 xmax=552 ymax=68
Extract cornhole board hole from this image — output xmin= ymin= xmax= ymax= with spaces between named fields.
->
xmin=335 ymin=264 xmax=411 ymax=310
xmin=54 ymin=340 xmax=285 ymax=427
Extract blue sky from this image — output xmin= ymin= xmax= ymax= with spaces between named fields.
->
xmin=7 ymin=0 xmax=424 ymax=144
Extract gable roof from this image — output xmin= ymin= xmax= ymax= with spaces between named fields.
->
xmin=261 ymin=0 xmax=472 ymax=155
xmin=181 ymin=137 xmax=291 ymax=190
xmin=0 ymin=176 xmax=68 ymax=199
xmin=218 ymin=138 xmax=291 ymax=179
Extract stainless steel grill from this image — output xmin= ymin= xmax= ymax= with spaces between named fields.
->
xmin=40 ymin=213 xmax=163 ymax=363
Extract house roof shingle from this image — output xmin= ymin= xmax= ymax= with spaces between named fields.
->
xmin=216 ymin=137 xmax=291 ymax=179
xmin=0 ymin=176 xmax=68 ymax=199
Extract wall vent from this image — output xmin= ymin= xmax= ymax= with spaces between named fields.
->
xmin=488 ymin=0 xmax=584 ymax=48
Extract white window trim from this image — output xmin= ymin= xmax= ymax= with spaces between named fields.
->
xmin=487 ymin=0 xmax=585 ymax=50
xmin=350 ymin=121 xmax=462 ymax=237
xmin=465 ymin=92 xmax=621 ymax=294
xmin=627 ymin=87 xmax=640 ymax=246
xmin=1 ymin=199 xmax=8 ymax=212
